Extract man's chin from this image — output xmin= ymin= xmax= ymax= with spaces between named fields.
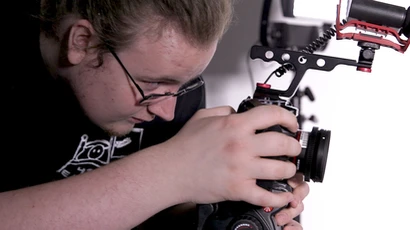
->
xmin=101 ymin=123 xmax=135 ymax=137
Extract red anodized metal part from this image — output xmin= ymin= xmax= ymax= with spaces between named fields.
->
xmin=335 ymin=0 xmax=409 ymax=53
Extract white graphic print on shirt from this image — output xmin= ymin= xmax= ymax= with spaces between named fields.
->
xmin=57 ymin=128 xmax=144 ymax=178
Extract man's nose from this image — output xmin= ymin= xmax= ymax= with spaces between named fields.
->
xmin=147 ymin=97 xmax=177 ymax=121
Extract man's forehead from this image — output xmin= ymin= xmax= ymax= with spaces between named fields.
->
xmin=114 ymin=25 xmax=216 ymax=84
xmin=122 ymin=48 xmax=210 ymax=82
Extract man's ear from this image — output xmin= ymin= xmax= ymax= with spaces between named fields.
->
xmin=67 ymin=19 xmax=96 ymax=65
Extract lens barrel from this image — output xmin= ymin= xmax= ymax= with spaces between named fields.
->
xmin=295 ymin=127 xmax=331 ymax=182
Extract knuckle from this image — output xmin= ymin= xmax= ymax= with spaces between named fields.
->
xmin=243 ymin=187 xmax=272 ymax=207
xmin=259 ymin=105 xmax=284 ymax=121
xmin=276 ymin=106 xmax=296 ymax=120
xmin=222 ymin=113 xmax=242 ymax=129
xmin=222 ymin=138 xmax=244 ymax=155
xmin=219 ymin=105 xmax=236 ymax=115
xmin=265 ymin=192 xmax=288 ymax=208
xmin=271 ymin=105 xmax=284 ymax=116
xmin=276 ymin=107 xmax=292 ymax=124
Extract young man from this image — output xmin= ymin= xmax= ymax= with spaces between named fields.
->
xmin=2 ymin=0 xmax=309 ymax=229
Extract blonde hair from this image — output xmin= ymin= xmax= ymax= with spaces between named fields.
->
xmin=40 ymin=0 xmax=236 ymax=52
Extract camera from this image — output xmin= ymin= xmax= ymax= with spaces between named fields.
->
xmin=196 ymin=0 xmax=409 ymax=228
xmin=237 ymin=83 xmax=331 ymax=184
xmin=196 ymin=82 xmax=331 ymax=230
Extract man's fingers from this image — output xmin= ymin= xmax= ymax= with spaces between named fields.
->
xmin=287 ymin=173 xmax=305 ymax=187
xmin=287 ymin=174 xmax=309 ymax=208
xmin=234 ymin=105 xmax=299 ymax=133
xmin=273 ymin=174 xmax=309 ymax=226
xmin=252 ymin=131 xmax=301 ymax=157
xmin=250 ymin=158 xmax=297 ymax=180
xmin=247 ymin=105 xmax=298 ymax=132
xmin=242 ymin=185 xmax=294 ymax=209
xmin=275 ymin=202 xmax=305 ymax=227
xmin=283 ymin=219 xmax=303 ymax=230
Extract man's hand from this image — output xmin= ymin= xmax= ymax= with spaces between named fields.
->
xmin=162 ymin=104 xmax=302 ymax=209
xmin=274 ymin=173 xmax=310 ymax=229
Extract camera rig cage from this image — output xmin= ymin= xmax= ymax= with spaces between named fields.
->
xmin=255 ymin=0 xmax=409 ymax=103
xmin=196 ymin=1 xmax=409 ymax=230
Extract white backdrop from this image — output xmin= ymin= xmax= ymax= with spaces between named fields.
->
xmin=203 ymin=0 xmax=410 ymax=229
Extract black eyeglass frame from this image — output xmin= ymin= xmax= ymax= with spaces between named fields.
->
xmin=108 ymin=48 xmax=204 ymax=104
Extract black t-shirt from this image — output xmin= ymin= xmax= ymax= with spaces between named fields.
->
xmin=2 ymin=3 xmax=205 ymax=193
xmin=2 ymin=3 xmax=206 ymax=229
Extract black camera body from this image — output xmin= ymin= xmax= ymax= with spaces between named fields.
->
xmin=196 ymin=83 xmax=331 ymax=230
xmin=196 ymin=181 xmax=292 ymax=230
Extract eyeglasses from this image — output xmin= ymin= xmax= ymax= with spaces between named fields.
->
xmin=108 ymin=48 xmax=204 ymax=105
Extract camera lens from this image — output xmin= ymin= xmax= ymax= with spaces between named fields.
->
xmin=229 ymin=215 xmax=264 ymax=230
xmin=293 ymin=127 xmax=331 ymax=182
